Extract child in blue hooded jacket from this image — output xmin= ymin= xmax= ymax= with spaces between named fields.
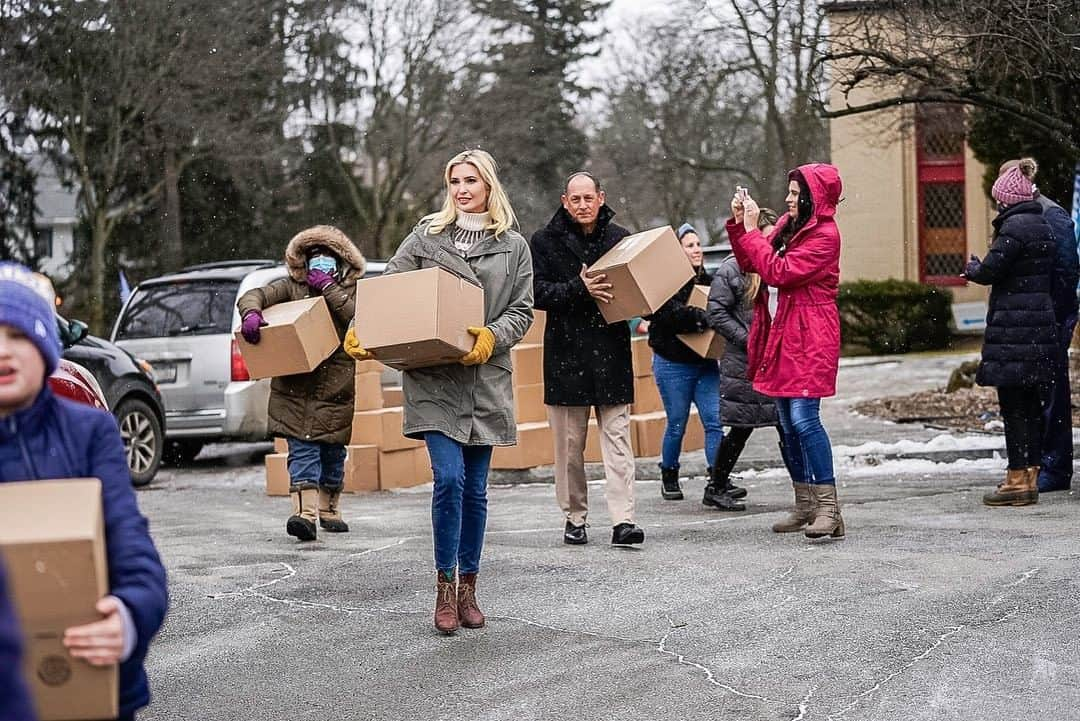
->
xmin=0 ymin=262 xmax=168 ymax=721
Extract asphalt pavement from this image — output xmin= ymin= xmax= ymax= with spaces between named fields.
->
xmin=137 ymin=350 xmax=1080 ymax=721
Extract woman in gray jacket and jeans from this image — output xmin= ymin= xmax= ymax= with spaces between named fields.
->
xmin=345 ymin=150 xmax=533 ymax=635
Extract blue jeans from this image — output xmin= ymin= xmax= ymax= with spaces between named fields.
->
xmin=652 ymin=355 xmax=723 ymax=469
xmin=286 ymin=438 xmax=346 ymax=490
xmin=424 ymin=432 xmax=492 ymax=576
xmin=775 ymin=398 xmax=834 ymax=485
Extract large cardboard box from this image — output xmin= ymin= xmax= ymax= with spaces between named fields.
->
xmin=354 ymin=267 xmax=484 ymax=370
xmin=381 ymin=385 xmax=404 ymax=408
xmin=0 ymin=479 xmax=117 ymax=721
xmin=513 ymin=382 xmax=546 ymax=424
xmin=273 ymin=437 xmax=289 ymax=454
xmin=354 ymin=359 xmax=384 ymax=375
xmin=677 ymin=285 xmax=726 ymax=359
xmin=344 ymin=445 xmax=379 ymax=493
xmin=521 ymin=309 xmax=546 ymax=345
xmin=586 ymin=226 xmax=695 ymax=323
xmin=490 ymin=421 xmax=555 ymax=469
xmin=631 ymin=375 xmax=663 ymax=415
xmin=511 ymin=343 xmax=544 ymax=387
xmin=631 ymin=336 xmax=653 ymax=377
xmin=354 ymin=371 xmax=383 ymax=411
xmin=350 ymin=407 xmax=423 ymax=451
xmin=265 ymin=453 xmax=290 ymax=496
xmin=234 ymin=296 xmax=340 ymax=379
xmin=378 ymin=447 xmax=433 ymax=490
xmin=631 ymin=409 xmax=705 ymax=457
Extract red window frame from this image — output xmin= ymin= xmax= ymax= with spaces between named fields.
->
xmin=916 ymin=109 xmax=968 ymax=286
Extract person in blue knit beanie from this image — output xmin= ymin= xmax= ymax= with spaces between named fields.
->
xmin=0 ymin=262 xmax=168 ymax=721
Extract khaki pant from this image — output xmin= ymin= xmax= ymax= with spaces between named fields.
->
xmin=547 ymin=404 xmax=635 ymax=526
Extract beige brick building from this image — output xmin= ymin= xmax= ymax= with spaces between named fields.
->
xmin=825 ymin=3 xmax=992 ymax=320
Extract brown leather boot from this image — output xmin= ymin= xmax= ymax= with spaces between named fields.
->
xmin=457 ymin=573 xmax=485 ymax=629
xmin=771 ymin=482 xmax=814 ymax=533
xmin=434 ymin=572 xmax=458 ymax=635
xmin=318 ymin=488 xmax=349 ymax=532
xmin=803 ymin=484 xmax=845 ymax=539
xmin=286 ymin=483 xmax=318 ymax=541
xmin=983 ymin=467 xmax=1038 ymax=506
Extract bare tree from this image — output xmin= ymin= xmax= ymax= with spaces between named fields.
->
xmin=818 ymin=0 xmax=1079 ymax=154
xmin=297 ymin=0 xmax=483 ymax=257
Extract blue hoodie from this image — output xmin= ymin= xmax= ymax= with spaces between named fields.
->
xmin=0 ymin=388 xmax=168 ymax=719
xmin=0 ymin=559 xmax=35 ymax=721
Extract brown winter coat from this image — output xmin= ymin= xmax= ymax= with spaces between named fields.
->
xmin=237 ymin=226 xmax=366 ymax=445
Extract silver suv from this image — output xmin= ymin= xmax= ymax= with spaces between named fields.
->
xmin=111 ymin=259 xmax=385 ymax=463
xmin=110 ymin=261 xmax=288 ymax=463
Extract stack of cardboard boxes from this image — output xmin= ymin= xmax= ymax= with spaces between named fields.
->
xmin=491 ymin=314 xmax=705 ymax=470
xmin=265 ymin=359 xmax=432 ymax=495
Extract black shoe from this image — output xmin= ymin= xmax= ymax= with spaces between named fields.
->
xmin=564 ymin=521 xmax=588 ymax=545
xmin=701 ymin=485 xmax=746 ymax=511
xmin=611 ymin=523 xmax=645 ymax=545
xmin=286 ymin=515 xmax=317 ymax=541
xmin=727 ymin=484 xmax=748 ymax=500
xmin=660 ymin=466 xmax=684 ymax=500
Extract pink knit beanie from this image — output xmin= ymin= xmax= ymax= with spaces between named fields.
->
xmin=991 ymin=160 xmax=1036 ymax=206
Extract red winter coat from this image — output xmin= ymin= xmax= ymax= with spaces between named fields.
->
xmin=727 ymin=163 xmax=842 ymax=399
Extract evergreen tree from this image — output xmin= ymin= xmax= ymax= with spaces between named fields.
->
xmin=468 ymin=0 xmax=609 ymax=234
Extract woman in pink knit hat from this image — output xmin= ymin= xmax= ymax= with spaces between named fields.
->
xmin=962 ymin=158 xmax=1057 ymax=506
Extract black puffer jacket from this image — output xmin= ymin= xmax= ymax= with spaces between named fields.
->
xmin=531 ymin=205 xmax=633 ymax=406
xmin=964 ymin=200 xmax=1057 ymax=387
xmin=645 ymin=267 xmax=714 ymax=365
xmin=707 ymin=255 xmax=777 ymax=427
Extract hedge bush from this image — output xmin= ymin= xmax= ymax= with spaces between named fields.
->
xmin=837 ymin=279 xmax=952 ymax=354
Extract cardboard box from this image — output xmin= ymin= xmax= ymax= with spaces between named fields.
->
xmin=584 ymin=416 xmax=603 ymax=463
xmin=521 ymin=309 xmax=546 ymax=345
xmin=513 ymin=383 xmax=546 ymax=424
xmin=354 ymin=267 xmax=484 ymax=370
xmin=490 ymin=421 xmax=555 ymax=469
xmin=344 ymin=445 xmax=379 ymax=493
xmin=350 ymin=407 xmax=423 ymax=451
xmin=265 ymin=453 xmax=290 ymax=496
xmin=235 ymin=296 xmax=340 ymax=379
xmin=631 ymin=336 xmax=653 ymax=377
xmin=378 ymin=447 xmax=433 ymax=490
xmin=273 ymin=437 xmax=289 ymax=454
xmin=382 ymin=385 xmax=404 ymax=408
xmin=354 ymin=359 xmax=384 ymax=375
xmin=631 ymin=409 xmax=705 ymax=457
xmin=631 ymin=375 xmax=663 ymax=415
xmin=677 ymin=285 xmax=726 ymax=359
xmin=0 ymin=479 xmax=117 ymax=721
xmin=586 ymin=226 xmax=695 ymax=323
xmin=511 ymin=343 xmax=544 ymax=387
xmin=354 ymin=371 xmax=384 ymax=411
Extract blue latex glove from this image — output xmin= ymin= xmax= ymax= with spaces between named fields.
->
xmin=241 ymin=310 xmax=266 ymax=344
xmin=307 ymin=268 xmax=335 ymax=291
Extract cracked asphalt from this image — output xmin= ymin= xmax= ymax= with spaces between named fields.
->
xmin=135 ymin=351 xmax=1080 ymax=721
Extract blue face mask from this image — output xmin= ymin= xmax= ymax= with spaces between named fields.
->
xmin=308 ymin=256 xmax=337 ymax=274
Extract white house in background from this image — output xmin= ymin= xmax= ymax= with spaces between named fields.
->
xmin=28 ymin=153 xmax=79 ymax=280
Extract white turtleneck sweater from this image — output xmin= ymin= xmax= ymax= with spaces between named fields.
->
xmin=452 ymin=211 xmax=490 ymax=255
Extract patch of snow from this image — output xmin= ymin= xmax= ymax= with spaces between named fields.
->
xmin=739 ymin=453 xmax=1005 ymax=480
xmin=833 ymin=433 xmax=1004 ymax=457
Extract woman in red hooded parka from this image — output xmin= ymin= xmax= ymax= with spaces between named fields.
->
xmin=726 ymin=163 xmax=845 ymax=540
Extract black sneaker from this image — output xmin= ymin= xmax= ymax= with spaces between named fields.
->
xmin=701 ymin=485 xmax=746 ymax=512
xmin=727 ymin=484 xmax=748 ymax=499
xmin=564 ymin=521 xmax=588 ymax=545
xmin=611 ymin=523 xmax=645 ymax=545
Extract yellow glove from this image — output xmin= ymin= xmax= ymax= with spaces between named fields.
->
xmin=460 ymin=326 xmax=495 ymax=366
xmin=343 ymin=327 xmax=373 ymax=360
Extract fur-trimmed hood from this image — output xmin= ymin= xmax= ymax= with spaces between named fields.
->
xmin=284 ymin=225 xmax=366 ymax=285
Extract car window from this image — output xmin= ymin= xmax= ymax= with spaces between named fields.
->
xmin=115 ymin=281 xmax=240 ymax=340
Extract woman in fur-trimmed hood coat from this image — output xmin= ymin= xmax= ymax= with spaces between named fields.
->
xmin=237 ymin=225 xmax=366 ymax=445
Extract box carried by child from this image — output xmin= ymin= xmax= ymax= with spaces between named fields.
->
xmin=234 ymin=296 xmax=341 ymax=379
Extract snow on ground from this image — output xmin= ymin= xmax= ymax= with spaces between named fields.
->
xmin=739 ymin=453 xmax=1006 ymax=481
xmin=833 ymin=433 xmax=1004 ymax=457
